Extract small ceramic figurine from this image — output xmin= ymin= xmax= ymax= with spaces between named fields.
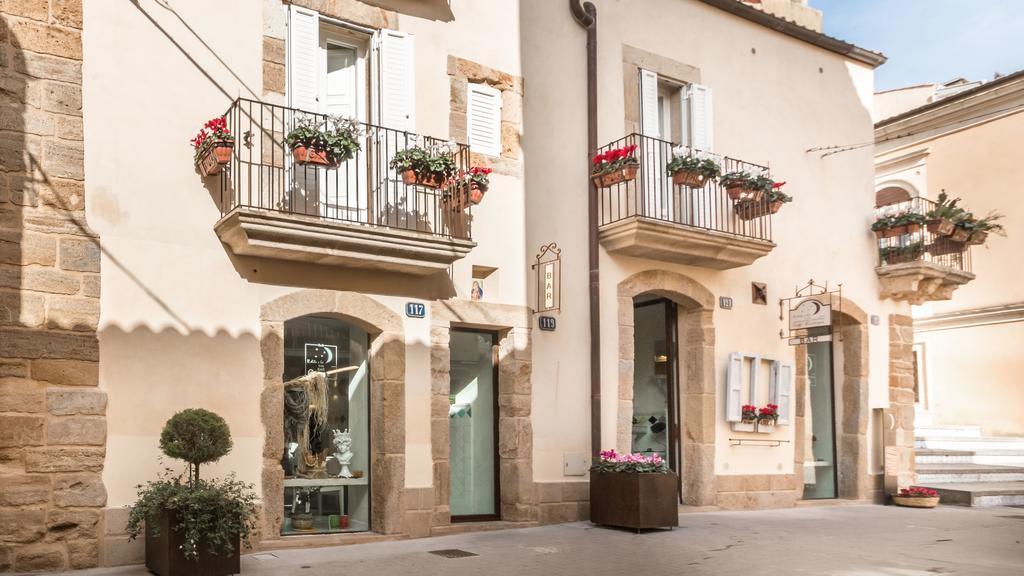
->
xmin=331 ymin=429 xmax=354 ymax=478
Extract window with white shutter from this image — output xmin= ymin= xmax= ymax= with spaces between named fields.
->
xmin=688 ymin=83 xmax=714 ymax=152
xmin=287 ymin=5 xmax=320 ymax=112
xmin=771 ymin=361 xmax=794 ymax=425
xmin=372 ymin=29 xmax=415 ymax=132
xmin=639 ymin=69 xmax=660 ymax=138
xmin=726 ymin=353 xmax=744 ymax=422
xmin=467 ymin=83 xmax=502 ymax=156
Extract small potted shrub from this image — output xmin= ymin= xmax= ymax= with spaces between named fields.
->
xmin=665 ymin=147 xmax=720 ymax=188
xmin=390 ymin=140 xmax=459 ymax=188
xmin=285 ymin=114 xmax=363 ymax=168
xmin=127 ymin=409 xmax=258 ymax=576
xmin=735 ymin=181 xmax=791 ymax=220
xmin=720 ymin=171 xmax=771 ymax=202
xmin=892 ymin=486 xmax=940 ymax=508
xmin=191 ymin=117 xmax=234 ymax=177
xmin=962 ymin=212 xmax=1005 ymax=245
xmin=925 ymin=191 xmax=965 ymax=237
xmin=757 ymin=403 xmax=779 ymax=433
xmin=591 ymin=144 xmax=639 ymax=188
xmin=589 ymin=449 xmax=678 ymax=531
xmin=734 ymin=404 xmax=758 ymax=432
xmin=464 ymin=166 xmax=492 ymax=205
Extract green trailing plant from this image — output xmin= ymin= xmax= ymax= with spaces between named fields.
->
xmin=960 ymin=211 xmax=1006 ymax=236
xmin=390 ymin=140 xmax=460 ymax=180
xmin=925 ymin=191 xmax=967 ymax=222
xmin=285 ymin=114 xmax=363 ymax=164
xmin=872 ymin=212 xmax=924 ymax=231
xmin=721 ymin=171 xmax=774 ymax=195
xmin=878 ymin=241 xmax=923 ymax=264
xmin=665 ymin=148 xmax=722 ymax=180
xmin=767 ymin=181 xmax=792 ymax=204
xmin=126 ymin=409 xmax=257 ymax=560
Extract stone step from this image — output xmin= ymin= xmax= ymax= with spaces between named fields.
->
xmin=915 ymin=436 xmax=1024 ymax=451
xmin=915 ymin=425 xmax=983 ymax=438
xmin=915 ymin=448 xmax=1024 ymax=466
xmin=916 ymin=463 xmax=1024 ymax=484
xmin=914 ymin=481 xmax=1024 ymax=507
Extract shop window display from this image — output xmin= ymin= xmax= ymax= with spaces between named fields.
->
xmin=281 ymin=315 xmax=370 ymax=534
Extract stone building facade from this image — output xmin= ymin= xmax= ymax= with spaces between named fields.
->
xmin=0 ymin=0 xmax=106 ymax=572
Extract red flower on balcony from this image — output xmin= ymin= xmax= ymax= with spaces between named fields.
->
xmin=591 ymin=144 xmax=639 ymax=175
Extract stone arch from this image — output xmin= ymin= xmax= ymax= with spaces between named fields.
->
xmin=259 ymin=290 xmax=406 ymax=540
xmin=874 ymin=181 xmax=920 ymax=207
xmin=793 ymin=296 xmax=872 ymax=501
xmin=617 ymin=270 xmax=716 ymax=506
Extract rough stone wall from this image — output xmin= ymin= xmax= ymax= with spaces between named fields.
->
xmin=0 ymin=1 xmax=105 ymax=572
xmin=888 ymin=314 xmax=916 ymax=489
xmin=715 ymin=474 xmax=800 ymax=510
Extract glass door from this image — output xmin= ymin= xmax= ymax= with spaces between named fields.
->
xmin=803 ymin=341 xmax=837 ymax=499
xmin=449 ymin=330 xmax=499 ymax=521
xmin=632 ymin=299 xmax=679 ymax=479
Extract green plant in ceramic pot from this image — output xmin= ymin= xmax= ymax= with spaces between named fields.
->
xmin=127 ymin=409 xmax=257 ymax=576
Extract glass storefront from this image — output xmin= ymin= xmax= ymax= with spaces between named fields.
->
xmin=632 ymin=299 xmax=678 ymax=473
xmin=803 ymin=340 xmax=837 ymax=499
xmin=281 ymin=315 xmax=370 ymax=534
xmin=449 ymin=330 xmax=498 ymax=520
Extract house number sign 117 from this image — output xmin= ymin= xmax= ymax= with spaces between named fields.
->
xmin=405 ymin=302 xmax=426 ymax=318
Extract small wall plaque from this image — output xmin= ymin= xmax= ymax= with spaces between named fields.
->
xmin=538 ymin=316 xmax=557 ymax=331
xmin=719 ymin=296 xmax=733 ymax=310
xmin=405 ymin=302 xmax=426 ymax=318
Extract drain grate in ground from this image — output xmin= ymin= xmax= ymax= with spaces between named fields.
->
xmin=429 ymin=549 xmax=479 ymax=559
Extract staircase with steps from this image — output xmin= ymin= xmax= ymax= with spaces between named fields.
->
xmin=913 ymin=425 xmax=1024 ymax=506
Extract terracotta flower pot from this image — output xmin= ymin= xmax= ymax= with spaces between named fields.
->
xmin=725 ymin=184 xmax=764 ymax=202
xmin=734 ymin=199 xmax=783 ymax=221
xmin=892 ymin=495 xmax=940 ymax=508
xmin=401 ymin=169 xmax=445 ymax=189
xmin=196 ymin=139 xmax=234 ymax=177
xmin=879 ymin=225 xmax=908 ymax=239
xmin=967 ymin=231 xmax=988 ymax=245
xmin=950 ymin=227 xmax=970 ymax=243
xmin=906 ymin=223 xmax=923 ymax=234
xmin=671 ymin=169 xmax=705 ymax=188
xmin=926 ymin=218 xmax=954 ymax=237
xmin=469 ymin=182 xmax=487 ymax=205
xmin=592 ymin=163 xmax=638 ymax=188
xmin=292 ymin=145 xmax=340 ymax=168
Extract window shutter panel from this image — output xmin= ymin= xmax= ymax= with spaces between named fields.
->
xmin=639 ymin=69 xmax=659 ymax=138
xmin=679 ymin=87 xmax=691 ymax=148
xmin=467 ymin=83 xmax=502 ymax=156
xmin=373 ymin=29 xmax=415 ymax=132
xmin=688 ymin=84 xmax=713 ymax=152
xmin=287 ymin=5 xmax=320 ymax=112
xmin=726 ymin=353 xmax=744 ymax=422
xmin=775 ymin=362 xmax=793 ymax=425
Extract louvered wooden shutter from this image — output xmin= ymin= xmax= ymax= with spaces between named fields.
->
xmin=688 ymin=84 xmax=713 ymax=152
xmin=639 ymin=69 xmax=659 ymax=138
xmin=287 ymin=5 xmax=320 ymax=112
xmin=373 ymin=29 xmax=415 ymax=132
xmin=467 ymin=83 xmax=502 ymax=156
xmin=771 ymin=361 xmax=794 ymax=425
xmin=726 ymin=353 xmax=744 ymax=422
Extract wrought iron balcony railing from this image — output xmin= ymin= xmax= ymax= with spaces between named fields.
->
xmin=874 ymin=197 xmax=971 ymax=272
xmin=218 ymin=98 xmax=473 ymax=241
xmin=595 ymin=133 xmax=774 ymax=243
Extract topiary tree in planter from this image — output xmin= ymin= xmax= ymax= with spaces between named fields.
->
xmin=127 ymin=409 xmax=257 ymax=576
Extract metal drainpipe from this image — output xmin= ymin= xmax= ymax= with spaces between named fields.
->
xmin=569 ymin=0 xmax=600 ymax=458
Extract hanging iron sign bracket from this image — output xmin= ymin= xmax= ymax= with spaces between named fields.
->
xmin=532 ymin=242 xmax=561 ymax=314
xmin=778 ymin=279 xmax=842 ymax=345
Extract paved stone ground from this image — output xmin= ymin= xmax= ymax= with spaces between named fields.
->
xmin=75 ymin=504 xmax=1024 ymax=576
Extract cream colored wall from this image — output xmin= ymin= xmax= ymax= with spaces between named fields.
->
xmin=85 ymin=0 xmax=525 ymax=506
xmin=873 ymin=85 xmax=936 ymax=123
xmin=884 ymin=108 xmax=1024 ymax=435
xmin=522 ymin=0 xmax=904 ymax=482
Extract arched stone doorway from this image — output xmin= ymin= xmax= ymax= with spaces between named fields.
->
xmin=793 ymin=297 xmax=872 ymax=500
xmin=260 ymin=290 xmax=406 ymax=539
xmin=617 ymin=270 xmax=716 ymax=506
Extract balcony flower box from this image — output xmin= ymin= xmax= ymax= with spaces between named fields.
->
xmin=873 ymin=212 xmax=924 ymax=239
xmin=666 ymin=148 xmax=720 ymax=188
xmin=460 ymin=166 xmax=492 ymax=205
xmin=926 ymin=218 xmax=955 ymax=237
xmin=392 ymin=142 xmax=459 ymax=190
xmin=879 ymin=242 xmax=923 ymax=265
xmin=286 ymin=114 xmax=362 ymax=169
xmin=591 ymin=144 xmax=639 ymax=189
xmin=949 ymin=227 xmax=970 ymax=243
xmin=721 ymin=171 xmax=771 ymax=202
xmin=967 ymin=231 xmax=988 ymax=245
xmin=191 ymin=117 xmax=234 ymax=177
xmin=590 ymin=450 xmax=677 ymax=531
xmin=734 ymin=184 xmax=791 ymax=221
xmin=892 ymin=487 xmax=940 ymax=508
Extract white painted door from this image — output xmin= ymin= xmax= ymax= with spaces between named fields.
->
xmin=319 ymin=34 xmax=366 ymax=223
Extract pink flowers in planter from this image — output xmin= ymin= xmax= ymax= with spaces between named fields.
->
xmin=592 ymin=449 xmax=669 ymax=473
xmin=898 ymin=487 xmax=938 ymax=498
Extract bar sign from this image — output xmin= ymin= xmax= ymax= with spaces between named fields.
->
xmin=405 ymin=302 xmax=426 ymax=318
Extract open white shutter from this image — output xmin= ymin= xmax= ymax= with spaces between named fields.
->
xmin=467 ymin=83 xmax=502 ymax=156
xmin=639 ymin=69 xmax=659 ymax=138
xmin=679 ymin=87 xmax=691 ymax=148
xmin=374 ymin=29 xmax=415 ymax=132
xmin=771 ymin=362 xmax=794 ymax=425
xmin=287 ymin=5 xmax=319 ymax=112
xmin=726 ymin=353 xmax=744 ymax=422
xmin=688 ymin=84 xmax=713 ymax=152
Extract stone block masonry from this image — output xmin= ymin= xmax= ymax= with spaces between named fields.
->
xmin=0 ymin=1 xmax=104 ymax=572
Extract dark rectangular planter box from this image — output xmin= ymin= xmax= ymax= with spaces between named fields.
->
xmin=590 ymin=471 xmax=679 ymax=530
xmin=146 ymin=511 xmax=240 ymax=576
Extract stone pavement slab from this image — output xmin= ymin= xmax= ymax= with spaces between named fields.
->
xmin=68 ymin=504 xmax=1024 ymax=576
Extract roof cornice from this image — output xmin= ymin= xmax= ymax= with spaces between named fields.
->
xmin=696 ymin=0 xmax=887 ymax=68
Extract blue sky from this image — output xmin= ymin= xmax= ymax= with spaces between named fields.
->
xmin=810 ymin=0 xmax=1024 ymax=91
